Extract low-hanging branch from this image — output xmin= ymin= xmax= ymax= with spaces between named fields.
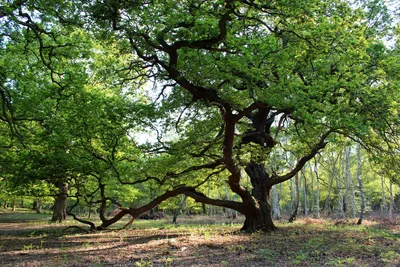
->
xmin=99 ymin=186 xmax=196 ymax=229
xmin=70 ymin=158 xmax=226 ymax=229
xmin=184 ymin=188 xmax=245 ymax=214
xmin=67 ymin=197 xmax=96 ymax=230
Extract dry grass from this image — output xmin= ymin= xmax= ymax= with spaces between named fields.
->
xmin=0 ymin=212 xmax=399 ymax=267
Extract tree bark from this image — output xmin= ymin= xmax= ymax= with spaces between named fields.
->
xmin=302 ymin=170 xmax=308 ymax=216
xmin=272 ymin=185 xmax=280 ymax=220
xmin=172 ymin=195 xmax=187 ymax=224
xmin=241 ymin=200 xmax=275 ymax=232
xmin=309 ymin=163 xmax=314 ymax=214
xmin=336 ymin=151 xmax=344 ymax=218
xmin=290 ymin=177 xmax=294 ymax=213
xmin=243 ymin=162 xmax=276 ymax=232
xmin=349 ymin=155 xmax=356 ymax=219
xmin=33 ymin=199 xmax=41 ymax=213
xmin=380 ymin=173 xmax=387 ymax=216
xmin=356 ymin=144 xmax=365 ymax=225
xmin=224 ymin=186 xmax=232 ymax=217
xmin=52 ymin=183 xmax=68 ymax=222
xmin=313 ymin=158 xmax=320 ymax=218
xmin=345 ymin=147 xmax=352 ymax=218
xmin=324 ymin=166 xmax=335 ymax=214
xmin=289 ymin=153 xmax=295 ymax=213
xmin=389 ymin=178 xmax=394 ymax=221
xmin=289 ymin=172 xmax=300 ymax=223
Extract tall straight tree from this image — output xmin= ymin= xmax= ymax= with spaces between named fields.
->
xmin=356 ymin=143 xmax=365 ymax=225
xmin=345 ymin=147 xmax=352 ymax=218
xmin=388 ymin=178 xmax=394 ymax=221
xmin=313 ymin=158 xmax=321 ymax=218
xmin=380 ymin=174 xmax=387 ymax=216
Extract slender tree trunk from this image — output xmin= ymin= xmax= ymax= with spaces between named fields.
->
xmin=271 ymin=155 xmax=281 ymax=220
xmin=224 ymin=186 xmax=231 ymax=217
xmin=309 ymin=163 xmax=315 ymax=214
xmin=302 ymin=171 xmax=308 ymax=216
xmin=88 ymin=205 xmax=92 ymax=219
xmin=202 ymin=203 xmax=206 ymax=214
xmin=389 ymin=178 xmax=394 ymax=221
xmin=279 ymin=183 xmax=283 ymax=213
xmin=337 ymin=173 xmax=344 ymax=219
xmin=313 ymin=158 xmax=320 ymax=218
xmin=288 ymin=154 xmax=295 ymax=215
xmin=230 ymin=194 xmax=238 ymax=219
xmin=33 ymin=199 xmax=41 ymax=213
xmin=345 ymin=147 xmax=351 ymax=218
xmin=336 ymin=149 xmax=345 ymax=218
xmin=272 ymin=185 xmax=280 ymax=219
xmin=208 ymin=205 xmax=213 ymax=216
xmin=289 ymin=172 xmax=300 ymax=222
xmin=52 ymin=183 xmax=68 ymax=222
xmin=356 ymin=144 xmax=365 ymax=225
xmin=172 ymin=195 xmax=187 ymax=224
xmin=207 ymin=179 xmax=212 ymax=216
xmin=324 ymin=167 xmax=335 ymax=214
xmin=37 ymin=200 xmax=41 ymax=213
xmin=380 ymin=173 xmax=387 ymax=216
xmin=349 ymin=161 xmax=356 ymax=219
xmin=290 ymin=177 xmax=294 ymax=213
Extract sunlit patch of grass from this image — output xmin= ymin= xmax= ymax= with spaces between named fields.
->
xmin=134 ymin=259 xmax=153 ymax=267
xmin=381 ymin=250 xmax=400 ymax=265
xmin=1 ymin=212 xmax=398 ymax=267
xmin=81 ymin=241 xmax=93 ymax=249
xmin=22 ymin=243 xmax=37 ymax=250
xmin=290 ymin=251 xmax=309 ymax=265
xmin=327 ymin=256 xmax=356 ymax=266
xmin=255 ymin=248 xmax=279 ymax=261
xmin=0 ymin=211 xmax=52 ymax=223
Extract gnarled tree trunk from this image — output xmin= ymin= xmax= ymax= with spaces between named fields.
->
xmin=241 ymin=199 xmax=275 ymax=232
xmin=243 ymin=162 xmax=276 ymax=232
xmin=52 ymin=183 xmax=68 ymax=222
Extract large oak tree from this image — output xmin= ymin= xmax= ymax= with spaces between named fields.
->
xmin=86 ymin=0 xmax=398 ymax=232
xmin=1 ymin=0 xmax=399 ymax=232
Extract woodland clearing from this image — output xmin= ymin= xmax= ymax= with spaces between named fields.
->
xmin=0 ymin=210 xmax=399 ymax=267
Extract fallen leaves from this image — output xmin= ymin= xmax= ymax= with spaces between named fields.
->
xmin=0 ymin=215 xmax=399 ymax=266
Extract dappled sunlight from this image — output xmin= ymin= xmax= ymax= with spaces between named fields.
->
xmin=1 ymin=0 xmax=400 ymax=265
xmin=1 ymin=214 xmax=399 ymax=266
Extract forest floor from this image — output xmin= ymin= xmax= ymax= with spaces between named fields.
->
xmin=0 ymin=209 xmax=399 ymax=267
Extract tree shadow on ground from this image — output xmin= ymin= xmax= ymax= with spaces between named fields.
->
xmin=0 ymin=215 xmax=399 ymax=267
